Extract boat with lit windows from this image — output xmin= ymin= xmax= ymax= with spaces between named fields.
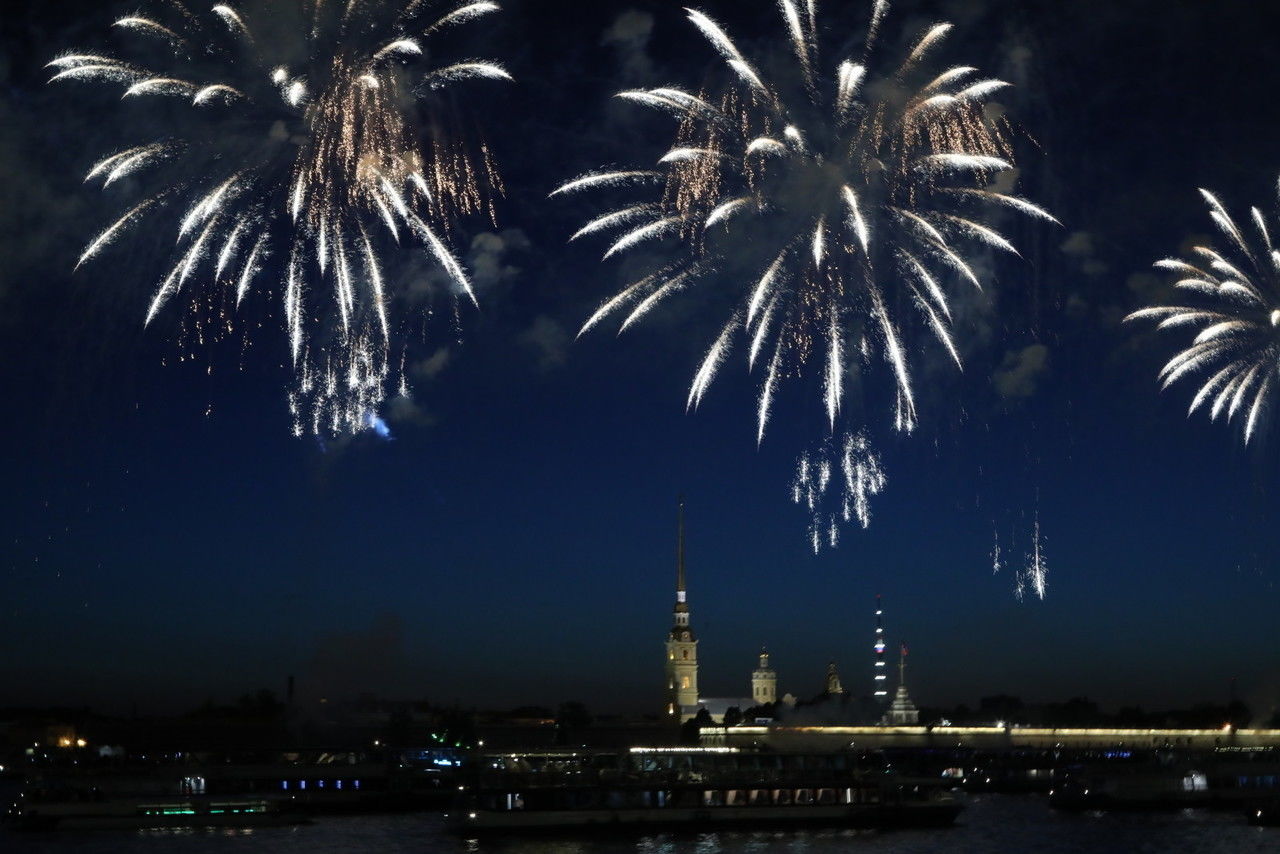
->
xmin=4 ymin=792 xmax=301 ymax=832
xmin=1050 ymin=749 xmax=1280 ymax=811
xmin=3 ymin=747 xmax=465 ymax=829
xmin=447 ymin=747 xmax=962 ymax=833
xmin=3 ymin=772 xmax=308 ymax=831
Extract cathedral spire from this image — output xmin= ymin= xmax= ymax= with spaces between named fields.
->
xmin=676 ymin=497 xmax=686 ymax=604
xmin=670 ymin=498 xmax=691 ymax=627
xmin=665 ymin=497 xmax=698 ymax=720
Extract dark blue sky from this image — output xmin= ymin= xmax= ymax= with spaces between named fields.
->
xmin=2 ymin=0 xmax=1280 ymax=718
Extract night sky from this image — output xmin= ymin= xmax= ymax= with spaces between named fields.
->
xmin=3 ymin=0 xmax=1280 ymax=719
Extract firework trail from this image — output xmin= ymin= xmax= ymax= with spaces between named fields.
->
xmin=558 ymin=1 xmax=1054 ymax=446
xmin=1014 ymin=514 xmax=1046 ymax=601
xmin=791 ymin=431 xmax=885 ymax=554
xmin=52 ymin=0 xmax=508 ymax=435
xmin=1126 ymin=184 xmax=1280 ymax=445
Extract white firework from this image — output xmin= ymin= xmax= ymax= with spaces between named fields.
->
xmin=1127 ymin=184 xmax=1280 ymax=445
xmin=560 ymin=1 xmax=1054 ymax=445
xmin=791 ymin=431 xmax=886 ymax=553
xmin=52 ymin=0 xmax=508 ymax=436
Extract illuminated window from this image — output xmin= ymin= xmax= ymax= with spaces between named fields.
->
xmin=681 ymin=677 xmax=690 ymax=689
xmin=682 ymin=650 xmax=689 ymax=660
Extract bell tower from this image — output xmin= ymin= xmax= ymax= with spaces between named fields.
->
xmin=665 ymin=500 xmax=699 ymax=721
xmin=751 ymin=648 xmax=777 ymax=706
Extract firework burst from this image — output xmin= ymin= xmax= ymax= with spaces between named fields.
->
xmin=1126 ymin=184 xmax=1280 ymax=445
xmin=52 ymin=0 xmax=508 ymax=435
xmin=558 ymin=1 xmax=1054 ymax=446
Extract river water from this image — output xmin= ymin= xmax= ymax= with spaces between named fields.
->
xmin=6 ymin=794 xmax=1277 ymax=853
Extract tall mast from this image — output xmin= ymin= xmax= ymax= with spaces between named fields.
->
xmin=873 ymin=595 xmax=887 ymax=700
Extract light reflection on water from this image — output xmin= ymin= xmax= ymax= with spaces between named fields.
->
xmin=4 ymin=796 xmax=1278 ymax=854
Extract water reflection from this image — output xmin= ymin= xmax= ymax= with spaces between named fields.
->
xmin=5 ymin=797 xmax=1270 ymax=854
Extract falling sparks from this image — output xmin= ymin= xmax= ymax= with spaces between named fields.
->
xmin=791 ymin=432 xmax=886 ymax=553
xmin=1026 ymin=516 xmax=1048 ymax=600
xmin=1015 ymin=515 xmax=1047 ymax=601
xmin=1126 ymin=184 xmax=1280 ymax=445
xmin=560 ymin=1 xmax=1053 ymax=446
xmin=53 ymin=0 xmax=508 ymax=436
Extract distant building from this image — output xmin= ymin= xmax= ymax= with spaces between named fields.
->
xmin=824 ymin=661 xmax=845 ymax=696
xmin=660 ymin=510 xmax=921 ymax=724
xmin=751 ymin=649 xmax=777 ymax=706
xmin=883 ymin=644 xmax=920 ymax=726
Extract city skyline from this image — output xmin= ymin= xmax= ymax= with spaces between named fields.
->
xmin=2 ymin=0 xmax=1280 ymax=719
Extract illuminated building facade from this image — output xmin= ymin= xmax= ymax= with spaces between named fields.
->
xmin=661 ymin=531 xmax=919 ymax=725
xmin=884 ymin=643 xmax=920 ymax=725
xmin=824 ymin=661 xmax=845 ymax=695
xmin=751 ymin=649 xmax=777 ymax=706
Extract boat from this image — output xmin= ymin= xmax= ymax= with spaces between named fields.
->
xmin=3 ymin=771 xmax=308 ymax=831
xmin=5 ymin=792 xmax=302 ymax=832
xmin=1050 ymin=749 xmax=1280 ymax=811
xmin=2 ymin=746 xmax=466 ymax=828
xmin=446 ymin=747 xmax=961 ymax=833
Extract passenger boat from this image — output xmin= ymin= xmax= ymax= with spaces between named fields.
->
xmin=3 ymin=747 xmax=464 ymax=828
xmin=446 ymin=747 xmax=962 ymax=833
xmin=1050 ymin=750 xmax=1280 ymax=811
xmin=3 ymin=772 xmax=306 ymax=831
xmin=4 ymin=793 xmax=301 ymax=831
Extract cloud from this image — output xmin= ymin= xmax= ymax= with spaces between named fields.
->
xmin=1004 ymin=44 xmax=1034 ymax=84
xmin=412 ymin=346 xmax=451 ymax=380
xmin=1101 ymin=271 xmax=1178 ymax=341
xmin=600 ymin=10 xmax=656 ymax=83
xmin=401 ymin=228 xmax=531 ymax=303
xmin=988 ymin=165 xmax=1021 ymax=195
xmin=994 ymin=343 xmax=1050 ymax=399
xmin=468 ymin=228 xmax=531 ymax=297
xmin=1060 ymin=232 xmax=1094 ymax=256
xmin=1060 ymin=231 xmax=1108 ymax=276
xmin=0 ymin=73 xmax=93 ymax=326
xmin=518 ymin=315 xmax=571 ymax=371
xmin=386 ymin=393 xmax=435 ymax=428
